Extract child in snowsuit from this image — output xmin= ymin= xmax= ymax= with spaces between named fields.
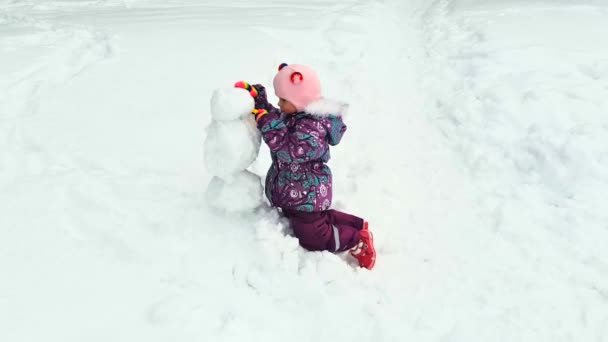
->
xmin=235 ymin=63 xmax=376 ymax=270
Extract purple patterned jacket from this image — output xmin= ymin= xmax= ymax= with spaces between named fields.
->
xmin=253 ymin=85 xmax=348 ymax=212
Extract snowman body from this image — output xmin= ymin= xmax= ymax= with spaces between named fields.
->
xmin=204 ymin=88 xmax=263 ymax=212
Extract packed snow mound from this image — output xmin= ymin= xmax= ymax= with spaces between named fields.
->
xmin=203 ymin=119 xmax=261 ymax=179
xmin=205 ymin=171 xmax=264 ymax=213
xmin=3 ymin=1 xmax=608 ymax=342
xmin=210 ymin=88 xmax=255 ymax=121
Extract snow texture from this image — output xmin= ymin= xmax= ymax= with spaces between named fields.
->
xmin=204 ymin=86 xmax=262 ymax=212
xmin=1 ymin=0 xmax=608 ymax=341
xmin=205 ymin=172 xmax=263 ymax=213
xmin=203 ymin=117 xmax=261 ymax=181
xmin=210 ymin=88 xmax=255 ymax=121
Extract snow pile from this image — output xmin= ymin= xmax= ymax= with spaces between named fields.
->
xmin=419 ymin=1 xmax=608 ymax=339
xmin=204 ymin=88 xmax=263 ymax=212
xmin=206 ymin=170 xmax=264 ymax=213
xmin=2 ymin=0 xmax=608 ymax=341
xmin=210 ymin=87 xmax=255 ymax=121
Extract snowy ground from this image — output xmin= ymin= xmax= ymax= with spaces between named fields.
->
xmin=1 ymin=0 xmax=607 ymax=341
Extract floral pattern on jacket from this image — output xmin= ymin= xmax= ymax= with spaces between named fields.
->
xmin=253 ymin=85 xmax=348 ymax=212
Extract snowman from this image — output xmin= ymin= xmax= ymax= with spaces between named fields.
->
xmin=204 ymin=86 xmax=263 ymax=213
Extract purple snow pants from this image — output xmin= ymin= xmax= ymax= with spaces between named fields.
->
xmin=282 ymin=208 xmax=364 ymax=253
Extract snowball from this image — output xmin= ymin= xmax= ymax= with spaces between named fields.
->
xmin=204 ymin=118 xmax=261 ymax=179
xmin=242 ymin=113 xmax=261 ymax=144
xmin=210 ymin=88 xmax=255 ymax=121
xmin=205 ymin=171 xmax=263 ymax=213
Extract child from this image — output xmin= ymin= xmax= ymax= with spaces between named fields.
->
xmin=235 ymin=63 xmax=376 ymax=270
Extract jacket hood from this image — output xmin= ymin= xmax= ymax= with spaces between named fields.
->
xmin=303 ymin=98 xmax=349 ymax=117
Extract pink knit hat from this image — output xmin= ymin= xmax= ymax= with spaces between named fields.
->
xmin=273 ymin=63 xmax=322 ymax=112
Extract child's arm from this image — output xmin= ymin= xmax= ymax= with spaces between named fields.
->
xmin=256 ymin=115 xmax=327 ymax=163
xmin=234 ymin=81 xmax=280 ymax=115
xmin=325 ymin=116 xmax=347 ymax=146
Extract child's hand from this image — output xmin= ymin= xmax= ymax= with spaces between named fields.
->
xmin=234 ymin=81 xmax=271 ymax=115
xmin=251 ymin=83 xmax=269 ymax=109
xmin=252 ymin=108 xmax=268 ymax=122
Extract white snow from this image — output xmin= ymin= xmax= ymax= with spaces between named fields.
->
xmin=205 ymin=172 xmax=263 ymax=214
xmin=205 ymin=86 xmax=262 ymax=213
xmin=1 ymin=0 xmax=607 ymax=341
xmin=210 ymin=88 xmax=255 ymax=121
xmin=203 ymin=118 xmax=261 ymax=181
